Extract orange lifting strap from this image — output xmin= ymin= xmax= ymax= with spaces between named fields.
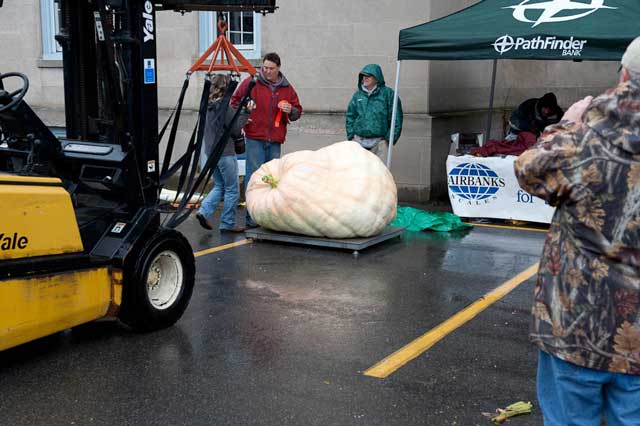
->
xmin=189 ymin=18 xmax=257 ymax=76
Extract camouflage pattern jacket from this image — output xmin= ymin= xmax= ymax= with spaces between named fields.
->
xmin=515 ymin=80 xmax=640 ymax=375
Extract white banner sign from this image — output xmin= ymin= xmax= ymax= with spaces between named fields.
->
xmin=446 ymin=155 xmax=556 ymax=224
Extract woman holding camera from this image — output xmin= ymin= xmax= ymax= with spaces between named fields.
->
xmin=196 ymin=74 xmax=255 ymax=233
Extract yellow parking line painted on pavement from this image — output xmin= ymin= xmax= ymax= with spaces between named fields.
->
xmin=467 ymin=222 xmax=549 ymax=233
xmin=194 ymin=239 xmax=252 ymax=258
xmin=364 ymin=262 xmax=540 ymax=379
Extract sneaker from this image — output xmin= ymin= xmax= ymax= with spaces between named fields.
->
xmin=195 ymin=212 xmax=213 ymax=230
xmin=220 ymin=226 xmax=246 ymax=233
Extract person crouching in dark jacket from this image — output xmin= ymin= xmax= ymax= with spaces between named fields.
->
xmin=507 ymin=92 xmax=563 ymax=140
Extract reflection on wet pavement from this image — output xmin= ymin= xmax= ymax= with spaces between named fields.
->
xmin=0 ymin=217 xmax=547 ymax=426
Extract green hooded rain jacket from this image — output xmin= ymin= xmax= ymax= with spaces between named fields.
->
xmin=345 ymin=64 xmax=403 ymax=144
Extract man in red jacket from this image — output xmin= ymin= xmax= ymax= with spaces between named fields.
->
xmin=232 ymin=52 xmax=302 ymax=228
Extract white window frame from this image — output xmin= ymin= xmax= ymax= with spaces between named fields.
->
xmin=40 ymin=0 xmax=62 ymax=60
xmin=199 ymin=11 xmax=261 ymax=60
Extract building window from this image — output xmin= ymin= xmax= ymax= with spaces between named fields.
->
xmin=199 ymin=12 xmax=261 ymax=60
xmin=41 ymin=0 xmax=62 ymax=60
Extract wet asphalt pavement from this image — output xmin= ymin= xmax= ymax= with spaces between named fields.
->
xmin=0 ymin=210 xmax=547 ymax=426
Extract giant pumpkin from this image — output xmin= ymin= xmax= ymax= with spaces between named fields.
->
xmin=246 ymin=141 xmax=397 ymax=238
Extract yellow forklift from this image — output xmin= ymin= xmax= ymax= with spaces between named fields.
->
xmin=0 ymin=0 xmax=275 ymax=351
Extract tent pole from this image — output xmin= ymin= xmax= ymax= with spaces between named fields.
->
xmin=387 ymin=60 xmax=402 ymax=169
xmin=485 ymin=59 xmax=498 ymax=142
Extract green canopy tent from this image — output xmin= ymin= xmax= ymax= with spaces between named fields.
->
xmin=386 ymin=0 xmax=640 ymax=167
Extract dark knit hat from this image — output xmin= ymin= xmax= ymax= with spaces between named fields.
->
xmin=539 ymin=92 xmax=558 ymax=109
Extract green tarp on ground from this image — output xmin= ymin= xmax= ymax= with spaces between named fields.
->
xmin=399 ymin=0 xmax=640 ymax=61
xmin=391 ymin=206 xmax=473 ymax=232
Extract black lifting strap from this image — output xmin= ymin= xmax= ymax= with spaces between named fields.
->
xmin=160 ymin=123 xmax=196 ymax=187
xmin=164 ymin=77 xmax=256 ymax=229
xmin=164 ymin=79 xmax=238 ymax=228
xmin=187 ymin=79 xmax=242 ymax=201
xmin=167 ymin=77 xmax=212 ymax=205
xmin=159 ymin=75 xmax=190 ymax=178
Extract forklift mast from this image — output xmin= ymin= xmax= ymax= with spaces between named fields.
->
xmin=57 ymin=0 xmax=160 ymax=206
xmin=54 ymin=0 xmax=275 ymax=206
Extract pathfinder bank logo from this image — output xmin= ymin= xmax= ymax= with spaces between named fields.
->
xmin=493 ymin=34 xmax=587 ymax=56
xmin=448 ymin=163 xmax=506 ymax=205
xmin=505 ymin=0 xmax=617 ymax=28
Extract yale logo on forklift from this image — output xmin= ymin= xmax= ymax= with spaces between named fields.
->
xmin=143 ymin=1 xmax=155 ymax=42
xmin=0 ymin=233 xmax=29 ymax=251
xmin=142 ymin=1 xmax=156 ymax=84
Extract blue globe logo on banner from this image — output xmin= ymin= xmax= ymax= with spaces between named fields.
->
xmin=448 ymin=163 xmax=504 ymax=201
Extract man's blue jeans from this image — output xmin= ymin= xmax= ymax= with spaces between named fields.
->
xmin=537 ymin=350 xmax=640 ymax=426
xmin=198 ymin=154 xmax=240 ymax=230
xmin=244 ymin=138 xmax=281 ymax=226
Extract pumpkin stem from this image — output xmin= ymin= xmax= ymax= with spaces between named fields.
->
xmin=262 ymin=175 xmax=279 ymax=189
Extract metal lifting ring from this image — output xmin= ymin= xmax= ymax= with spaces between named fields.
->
xmin=217 ymin=17 xmax=227 ymax=35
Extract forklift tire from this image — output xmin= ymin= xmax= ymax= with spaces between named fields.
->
xmin=119 ymin=229 xmax=195 ymax=332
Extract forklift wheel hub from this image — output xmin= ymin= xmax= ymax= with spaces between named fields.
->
xmin=146 ymin=250 xmax=184 ymax=310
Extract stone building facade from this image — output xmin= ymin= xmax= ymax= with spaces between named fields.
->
xmin=0 ymin=0 xmax=619 ymax=201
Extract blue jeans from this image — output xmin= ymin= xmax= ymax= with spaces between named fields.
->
xmin=537 ymin=350 xmax=640 ymax=426
xmin=198 ymin=154 xmax=240 ymax=230
xmin=244 ymin=137 xmax=281 ymax=225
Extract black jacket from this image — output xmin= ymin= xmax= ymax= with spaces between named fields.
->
xmin=204 ymin=98 xmax=249 ymax=157
xmin=509 ymin=94 xmax=563 ymax=135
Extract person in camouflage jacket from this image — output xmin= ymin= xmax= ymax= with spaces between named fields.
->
xmin=515 ymin=38 xmax=640 ymax=426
